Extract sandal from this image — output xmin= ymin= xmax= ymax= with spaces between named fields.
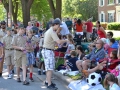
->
xmin=23 ymin=80 xmax=29 ymax=85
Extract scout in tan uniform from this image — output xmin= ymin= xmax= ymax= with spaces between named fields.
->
xmin=11 ymin=24 xmax=29 ymax=85
xmin=41 ymin=19 xmax=68 ymax=90
xmin=0 ymin=21 xmax=6 ymax=77
xmin=2 ymin=27 xmax=14 ymax=79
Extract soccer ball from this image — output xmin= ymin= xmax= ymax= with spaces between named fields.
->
xmin=86 ymin=72 xmax=102 ymax=86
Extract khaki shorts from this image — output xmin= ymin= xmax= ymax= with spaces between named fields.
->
xmin=15 ymin=55 xmax=27 ymax=67
xmin=4 ymin=50 xmax=14 ymax=65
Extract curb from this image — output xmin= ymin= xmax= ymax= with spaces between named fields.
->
xmin=33 ymin=70 xmax=75 ymax=86
xmin=53 ymin=71 xmax=75 ymax=85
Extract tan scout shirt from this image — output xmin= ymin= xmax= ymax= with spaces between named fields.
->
xmin=43 ymin=27 xmax=59 ymax=49
xmin=0 ymin=29 xmax=6 ymax=42
xmin=2 ymin=35 xmax=13 ymax=49
xmin=11 ymin=34 xmax=27 ymax=60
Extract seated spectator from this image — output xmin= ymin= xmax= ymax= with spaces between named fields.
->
xmin=88 ymin=43 xmax=96 ymax=52
xmin=106 ymin=31 xmax=114 ymax=45
xmin=65 ymin=50 xmax=78 ymax=71
xmin=110 ymin=38 xmax=119 ymax=49
xmin=76 ymin=45 xmax=85 ymax=60
xmin=64 ymin=39 xmax=75 ymax=59
xmin=55 ymin=34 xmax=67 ymax=52
xmin=76 ymin=39 xmax=106 ymax=72
xmin=101 ymin=38 xmax=110 ymax=53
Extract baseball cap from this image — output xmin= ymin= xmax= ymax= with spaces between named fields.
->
xmin=52 ymin=18 xmax=62 ymax=25
xmin=6 ymin=27 xmax=12 ymax=31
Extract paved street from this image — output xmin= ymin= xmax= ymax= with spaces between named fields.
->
xmin=0 ymin=65 xmax=69 ymax=90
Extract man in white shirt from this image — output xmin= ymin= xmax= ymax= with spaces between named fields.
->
xmin=60 ymin=21 xmax=70 ymax=35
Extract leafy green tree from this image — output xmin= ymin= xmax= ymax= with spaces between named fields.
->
xmin=1 ymin=0 xmax=19 ymax=24
xmin=62 ymin=0 xmax=98 ymax=21
xmin=31 ymin=0 xmax=52 ymax=21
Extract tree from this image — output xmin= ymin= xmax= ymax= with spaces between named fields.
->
xmin=1 ymin=0 xmax=19 ymax=24
xmin=20 ymin=0 xmax=34 ymax=27
xmin=47 ymin=0 xmax=62 ymax=19
xmin=62 ymin=0 xmax=98 ymax=21
xmin=31 ymin=0 xmax=52 ymax=21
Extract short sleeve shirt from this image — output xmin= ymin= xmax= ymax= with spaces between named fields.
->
xmin=0 ymin=29 xmax=6 ymax=42
xmin=43 ymin=27 xmax=59 ymax=49
xmin=2 ymin=35 xmax=13 ymax=49
xmin=11 ymin=34 xmax=27 ymax=48
xmin=109 ymin=83 xmax=120 ymax=90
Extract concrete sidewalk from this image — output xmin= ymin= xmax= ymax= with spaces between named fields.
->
xmin=33 ymin=67 xmax=71 ymax=90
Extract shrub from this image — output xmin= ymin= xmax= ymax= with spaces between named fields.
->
xmin=101 ymin=23 xmax=107 ymax=30
xmin=107 ymin=23 xmax=120 ymax=30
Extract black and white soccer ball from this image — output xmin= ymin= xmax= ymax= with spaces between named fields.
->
xmin=86 ymin=72 xmax=102 ymax=86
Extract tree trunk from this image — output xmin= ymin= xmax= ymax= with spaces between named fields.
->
xmin=21 ymin=0 xmax=34 ymax=27
xmin=55 ymin=0 xmax=61 ymax=19
xmin=12 ymin=0 xmax=18 ymax=24
xmin=47 ymin=0 xmax=62 ymax=19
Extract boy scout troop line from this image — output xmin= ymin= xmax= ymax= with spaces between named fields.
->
xmin=0 ymin=19 xmax=65 ymax=90
xmin=0 ymin=21 xmax=40 ymax=85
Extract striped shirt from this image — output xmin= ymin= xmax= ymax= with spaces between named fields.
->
xmin=86 ymin=48 xmax=106 ymax=61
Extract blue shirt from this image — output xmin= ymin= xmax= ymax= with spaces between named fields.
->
xmin=109 ymin=83 xmax=120 ymax=90
xmin=111 ymin=41 xmax=119 ymax=49
xmin=86 ymin=48 xmax=106 ymax=61
xmin=67 ymin=57 xmax=78 ymax=71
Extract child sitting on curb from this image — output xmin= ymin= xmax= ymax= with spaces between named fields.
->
xmin=65 ymin=50 xmax=78 ymax=71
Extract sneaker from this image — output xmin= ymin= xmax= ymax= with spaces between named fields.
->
xmin=45 ymin=82 xmax=56 ymax=87
xmin=47 ymin=84 xmax=58 ymax=90
xmin=12 ymin=69 xmax=14 ymax=74
xmin=23 ymin=80 xmax=29 ymax=85
xmin=38 ymin=71 xmax=41 ymax=75
xmin=29 ymin=78 xmax=34 ymax=82
xmin=0 ymin=73 xmax=2 ymax=77
xmin=43 ymin=71 xmax=46 ymax=75
xmin=17 ymin=78 xmax=21 ymax=82
xmin=8 ymin=74 xmax=12 ymax=79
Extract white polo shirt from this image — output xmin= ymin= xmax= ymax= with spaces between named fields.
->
xmin=60 ymin=22 xmax=70 ymax=35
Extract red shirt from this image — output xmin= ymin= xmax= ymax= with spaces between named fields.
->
xmin=76 ymin=23 xmax=83 ymax=32
xmin=97 ymin=29 xmax=106 ymax=38
xmin=85 ymin=22 xmax=93 ymax=33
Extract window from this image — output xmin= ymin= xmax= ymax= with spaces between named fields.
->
xmin=101 ymin=14 xmax=104 ymax=22
xmin=99 ymin=0 xmax=104 ymax=6
xmin=108 ymin=0 xmax=115 ymax=4
xmin=108 ymin=13 xmax=114 ymax=22
xmin=99 ymin=12 xmax=105 ymax=22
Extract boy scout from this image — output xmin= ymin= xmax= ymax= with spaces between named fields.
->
xmin=11 ymin=24 xmax=29 ymax=85
xmin=0 ymin=21 xmax=6 ymax=77
xmin=2 ymin=27 xmax=14 ymax=79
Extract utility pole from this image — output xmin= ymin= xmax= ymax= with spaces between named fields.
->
xmin=8 ymin=0 xmax=12 ymax=27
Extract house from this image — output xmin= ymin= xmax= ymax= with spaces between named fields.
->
xmin=98 ymin=0 xmax=120 ymax=22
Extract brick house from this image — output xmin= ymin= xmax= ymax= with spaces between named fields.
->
xmin=98 ymin=0 xmax=120 ymax=22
